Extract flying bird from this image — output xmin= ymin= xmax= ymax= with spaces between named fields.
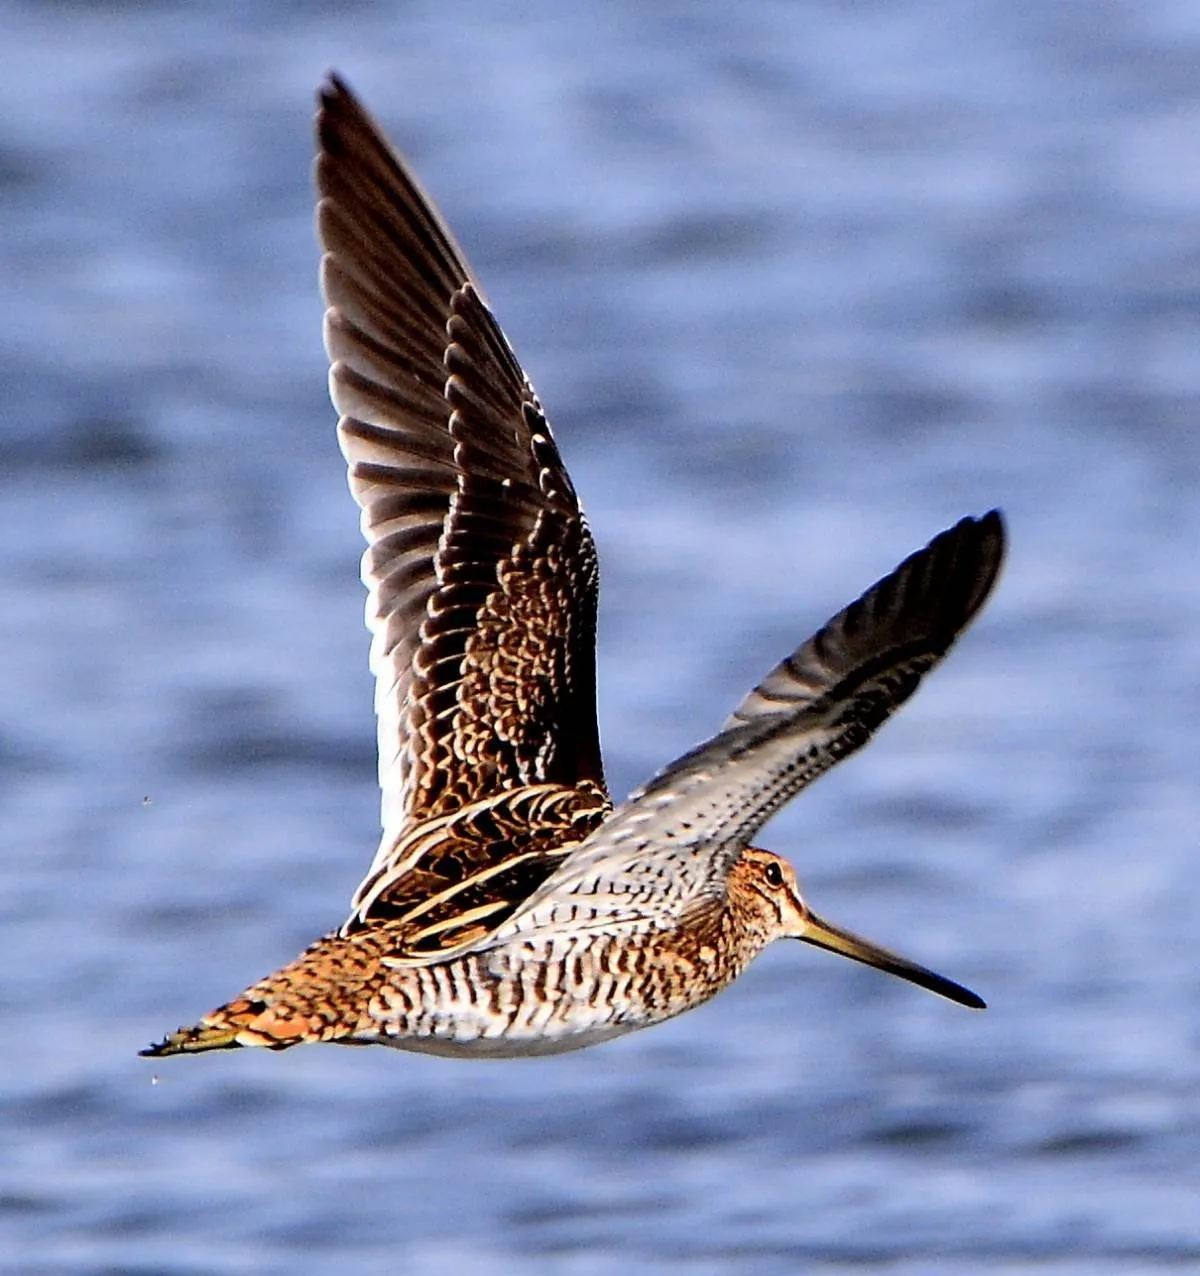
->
xmin=143 ymin=76 xmax=1004 ymax=1061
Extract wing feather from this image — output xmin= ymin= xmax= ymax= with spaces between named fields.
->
xmin=487 ymin=512 xmax=1005 ymax=945
xmin=315 ymin=74 xmax=607 ymax=873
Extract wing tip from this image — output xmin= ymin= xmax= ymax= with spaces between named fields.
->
xmin=317 ymin=70 xmax=354 ymax=113
xmin=946 ymin=506 xmax=1007 ymax=630
xmin=315 ymin=71 xmax=386 ymax=174
xmin=901 ymin=508 xmax=1006 ymax=645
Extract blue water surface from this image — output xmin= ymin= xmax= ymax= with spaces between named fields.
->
xmin=2 ymin=2 xmax=1199 ymax=1272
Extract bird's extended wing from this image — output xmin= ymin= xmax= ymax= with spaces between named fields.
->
xmin=316 ymin=75 xmax=607 ymax=881
xmin=485 ymin=512 xmax=1005 ymax=946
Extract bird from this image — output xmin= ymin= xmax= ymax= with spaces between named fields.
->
xmin=142 ymin=74 xmax=1004 ymax=1061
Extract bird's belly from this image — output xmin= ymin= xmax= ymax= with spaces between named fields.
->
xmin=367 ymin=1021 xmax=634 ymax=1058
xmin=362 ymin=940 xmax=707 ymax=1056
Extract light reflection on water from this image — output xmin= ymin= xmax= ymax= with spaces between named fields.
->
xmin=2 ymin=2 xmax=1199 ymax=1272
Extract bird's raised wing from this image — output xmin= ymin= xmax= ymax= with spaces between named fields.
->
xmin=485 ymin=512 xmax=1005 ymax=946
xmin=316 ymin=75 xmax=607 ymax=870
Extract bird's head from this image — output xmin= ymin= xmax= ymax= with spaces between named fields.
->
xmin=733 ymin=847 xmax=985 ymax=1009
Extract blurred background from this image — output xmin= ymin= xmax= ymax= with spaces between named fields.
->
xmin=2 ymin=1 xmax=1198 ymax=1272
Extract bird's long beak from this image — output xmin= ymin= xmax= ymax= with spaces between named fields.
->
xmin=799 ymin=909 xmax=985 ymax=1009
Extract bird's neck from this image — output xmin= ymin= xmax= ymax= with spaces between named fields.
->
xmin=672 ymin=888 xmax=777 ymax=992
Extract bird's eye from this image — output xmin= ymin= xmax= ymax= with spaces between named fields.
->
xmin=764 ymin=861 xmax=784 ymax=888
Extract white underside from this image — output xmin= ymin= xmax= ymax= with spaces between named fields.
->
xmin=347 ymin=1020 xmax=636 ymax=1058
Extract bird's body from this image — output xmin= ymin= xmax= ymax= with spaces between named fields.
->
xmin=143 ymin=77 xmax=1004 ymax=1063
xmin=155 ymin=848 xmax=803 ymax=1058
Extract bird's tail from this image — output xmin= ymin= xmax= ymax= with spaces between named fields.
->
xmin=140 ymin=996 xmax=310 ymax=1057
xmin=141 ymin=929 xmax=386 ymax=1057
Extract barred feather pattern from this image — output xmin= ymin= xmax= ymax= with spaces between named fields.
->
xmin=344 ymin=781 xmax=610 ymax=958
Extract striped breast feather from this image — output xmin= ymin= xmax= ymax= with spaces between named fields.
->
xmin=481 ymin=512 xmax=1005 ymax=945
xmin=316 ymin=75 xmax=606 ymax=855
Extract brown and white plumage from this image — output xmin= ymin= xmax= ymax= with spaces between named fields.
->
xmin=142 ymin=76 xmax=1004 ymax=1061
xmin=318 ymin=79 xmax=606 ymax=825
xmin=319 ymin=77 xmax=610 ymax=947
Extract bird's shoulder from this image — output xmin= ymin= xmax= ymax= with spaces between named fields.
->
xmin=344 ymin=782 xmax=612 ymax=961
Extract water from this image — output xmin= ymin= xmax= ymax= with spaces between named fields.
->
xmin=2 ymin=1 xmax=1199 ymax=1271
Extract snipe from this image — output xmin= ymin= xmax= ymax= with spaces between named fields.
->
xmin=143 ymin=76 xmax=1004 ymax=1061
